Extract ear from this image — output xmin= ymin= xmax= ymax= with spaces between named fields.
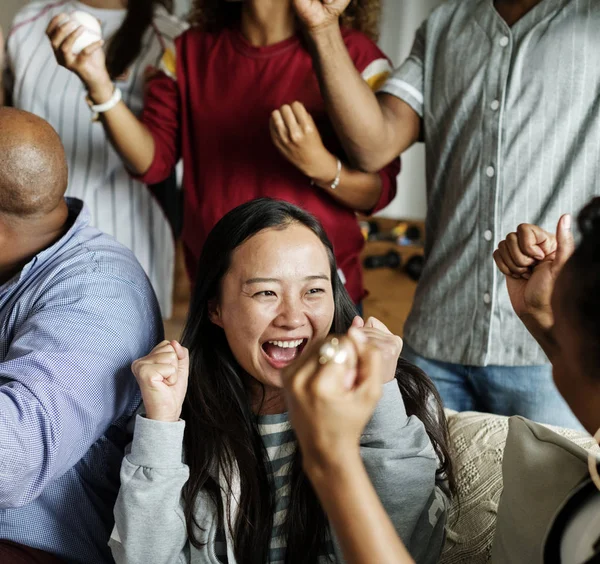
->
xmin=208 ymin=298 xmax=223 ymax=328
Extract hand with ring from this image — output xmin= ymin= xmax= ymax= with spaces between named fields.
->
xmin=282 ymin=329 xmax=383 ymax=471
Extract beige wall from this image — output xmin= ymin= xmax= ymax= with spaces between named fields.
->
xmin=1 ymin=0 xmax=26 ymax=32
xmin=377 ymin=0 xmax=443 ymax=220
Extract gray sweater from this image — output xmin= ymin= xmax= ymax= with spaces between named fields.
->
xmin=109 ymin=381 xmax=446 ymax=563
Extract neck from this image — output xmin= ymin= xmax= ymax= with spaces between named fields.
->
xmin=251 ymin=384 xmax=286 ymax=416
xmin=494 ymin=0 xmax=543 ymax=25
xmin=77 ymin=0 xmax=126 ymax=10
xmin=0 ymin=201 xmax=70 ymax=285
xmin=241 ymin=0 xmax=296 ymax=47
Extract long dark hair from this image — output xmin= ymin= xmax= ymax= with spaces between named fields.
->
xmin=180 ymin=198 xmax=455 ymax=563
xmin=105 ymin=0 xmax=173 ymax=80
xmin=189 ymin=0 xmax=382 ymax=41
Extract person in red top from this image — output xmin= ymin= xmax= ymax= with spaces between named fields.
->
xmin=46 ymin=0 xmax=399 ymax=305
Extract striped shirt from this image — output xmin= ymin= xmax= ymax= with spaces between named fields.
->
xmin=215 ymin=413 xmax=334 ymax=563
xmin=5 ymin=1 xmax=187 ymax=318
xmin=379 ymin=0 xmax=600 ymax=366
xmin=0 ymin=198 xmax=162 ymax=563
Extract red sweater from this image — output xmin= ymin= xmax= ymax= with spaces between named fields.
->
xmin=138 ymin=26 xmax=399 ymax=303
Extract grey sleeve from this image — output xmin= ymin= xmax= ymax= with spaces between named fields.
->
xmin=109 ymin=415 xmax=191 ymax=564
xmin=359 ymin=380 xmax=445 ymax=564
xmin=378 ymin=22 xmax=426 ymax=118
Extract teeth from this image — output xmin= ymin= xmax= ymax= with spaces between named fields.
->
xmin=267 ymin=339 xmax=304 ymax=349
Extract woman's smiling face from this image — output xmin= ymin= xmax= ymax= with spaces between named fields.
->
xmin=209 ymin=222 xmax=335 ymax=397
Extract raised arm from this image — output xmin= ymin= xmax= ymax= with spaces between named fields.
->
xmin=292 ymin=0 xmax=420 ymax=172
xmin=283 ymin=330 xmax=415 ymax=564
xmin=45 ymin=15 xmax=178 ymax=179
xmin=110 ymin=341 xmax=192 ymax=563
xmin=493 ymin=215 xmax=575 ymax=360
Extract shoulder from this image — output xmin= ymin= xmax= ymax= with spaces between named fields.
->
xmin=423 ymin=0 xmax=473 ymax=29
xmin=152 ymin=6 xmax=189 ymax=42
xmin=174 ymin=26 xmax=222 ymax=50
xmin=36 ymin=229 xmax=162 ymax=345
xmin=340 ymin=28 xmax=393 ymax=90
xmin=47 ymin=204 xmax=157 ymax=305
xmin=9 ymin=0 xmax=69 ymax=37
xmin=160 ymin=27 xmax=224 ymax=77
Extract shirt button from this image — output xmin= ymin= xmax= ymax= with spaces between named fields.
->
xmin=486 ymin=166 xmax=495 ymax=178
xmin=499 ymin=36 xmax=509 ymax=47
xmin=490 ymin=99 xmax=500 ymax=111
xmin=484 ymin=230 xmax=493 ymax=241
xmin=484 ymin=293 xmax=492 ymax=305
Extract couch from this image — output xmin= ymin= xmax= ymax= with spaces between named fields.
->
xmin=439 ymin=411 xmax=598 ymax=563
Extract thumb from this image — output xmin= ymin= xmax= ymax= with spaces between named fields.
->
xmin=171 ymin=340 xmax=189 ymax=376
xmin=554 ymin=214 xmax=575 ymax=272
xmin=350 ymin=315 xmax=365 ymax=329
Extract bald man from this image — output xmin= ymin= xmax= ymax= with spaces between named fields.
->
xmin=0 ymin=108 xmax=162 ymax=563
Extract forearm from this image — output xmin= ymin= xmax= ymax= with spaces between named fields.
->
xmin=307 ymin=26 xmax=409 ymax=171
xmin=0 ymin=393 xmax=49 ymax=508
xmin=306 ymin=454 xmax=414 ymax=564
xmin=312 ymin=154 xmax=382 ymax=212
xmin=88 ymin=83 xmax=155 ymax=175
xmin=520 ymin=312 xmax=557 ymax=361
xmin=111 ymin=416 xmax=189 ymax=563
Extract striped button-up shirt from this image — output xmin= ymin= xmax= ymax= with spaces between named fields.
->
xmin=0 ymin=198 xmax=162 ymax=563
xmin=6 ymin=1 xmax=187 ymax=317
xmin=380 ymin=0 xmax=600 ymax=366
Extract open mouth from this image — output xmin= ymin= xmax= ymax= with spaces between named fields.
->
xmin=261 ymin=338 xmax=308 ymax=369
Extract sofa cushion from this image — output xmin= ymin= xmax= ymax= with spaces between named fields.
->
xmin=490 ymin=417 xmax=597 ymax=564
xmin=441 ymin=410 xmax=509 ymax=564
xmin=441 ymin=411 xmax=597 ymax=564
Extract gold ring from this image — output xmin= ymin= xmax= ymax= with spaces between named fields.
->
xmin=318 ymin=337 xmax=348 ymax=365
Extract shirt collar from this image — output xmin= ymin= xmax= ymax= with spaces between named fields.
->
xmin=474 ymin=0 xmax=573 ymax=40
xmin=8 ymin=197 xmax=89 ymax=285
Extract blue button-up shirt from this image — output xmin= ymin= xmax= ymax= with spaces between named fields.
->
xmin=0 ymin=198 xmax=162 ymax=563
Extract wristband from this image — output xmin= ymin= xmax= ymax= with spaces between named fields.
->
xmin=86 ymin=86 xmax=122 ymax=121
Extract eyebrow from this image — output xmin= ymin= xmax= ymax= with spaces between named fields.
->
xmin=244 ymin=274 xmax=330 ymax=285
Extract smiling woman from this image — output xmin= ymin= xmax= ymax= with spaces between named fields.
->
xmin=109 ymin=198 xmax=454 ymax=564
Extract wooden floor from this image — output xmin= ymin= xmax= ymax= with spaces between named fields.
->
xmin=164 ymin=219 xmax=421 ymax=341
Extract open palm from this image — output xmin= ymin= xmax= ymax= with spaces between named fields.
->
xmin=293 ymin=0 xmax=351 ymax=31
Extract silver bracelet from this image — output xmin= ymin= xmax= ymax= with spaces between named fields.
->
xmin=311 ymin=158 xmax=342 ymax=190
xmin=329 ymin=158 xmax=342 ymax=190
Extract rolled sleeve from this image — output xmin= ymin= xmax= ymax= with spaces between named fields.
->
xmin=378 ymin=23 xmax=425 ymax=118
xmin=372 ymin=157 xmax=400 ymax=214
